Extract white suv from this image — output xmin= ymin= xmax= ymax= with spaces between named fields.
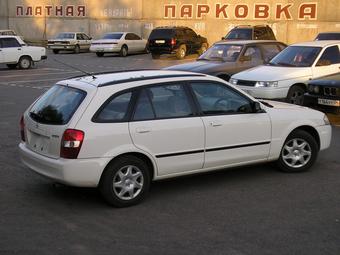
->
xmin=0 ymin=36 xmax=47 ymax=69
xmin=230 ymin=41 xmax=340 ymax=104
xmin=19 ymin=70 xmax=332 ymax=207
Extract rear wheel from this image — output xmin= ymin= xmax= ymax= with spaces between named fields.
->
xmin=6 ymin=64 xmax=17 ymax=69
xmin=151 ymin=53 xmax=160 ymax=59
xmin=18 ymin=56 xmax=32 ymax=69
xmin=96 ymin=52 xmax=104 ymax=57
xmin=53 ymin=49 xmax=59 ymax=54
xmin=120 ymin=45 xmax=128 ymax=57
xmin=198 ymin=43 xmax=208 ymax=56
xmin=74 ymin=45 xmax=80 ymax=54
xmin=286 ymin=85 xmax=306 ymax=105
xmin=99 ymin=156 xmax=151 ymax=207
xmin=176 ymin=45 xmax=186 ymax=60
xmin=277 ymin=130 xmax=318 ymax=173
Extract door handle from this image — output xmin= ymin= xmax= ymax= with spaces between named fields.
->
xmin=17 ymin=48 xmax=21 ymax=50
xmin=210 ymin=121 xmax=222 ymax=127
xmin=136 ymin=127 xmax=151 ymax=133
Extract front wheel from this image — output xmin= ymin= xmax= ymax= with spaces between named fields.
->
xmin=96 ymin=52 xmax=104 ymax=57
xmin=277 ymin=130 xmax=318 ymax=173
xmin=74 ymin=45 xmax=80 ymax=54
xmin=120 ymin=46 xmax=128 ymax=57
xmin=53 ymin=49 xmax=59 ymax=54
xmin=286 ymin=85 xmax=306 ymax=105
xmin=176 ymin=45 xmax=186 ymax=60
xmin=18 ymin=56 xmax=32 ymax=69
xmin=99 ymin=156 xmax=151 ymax=207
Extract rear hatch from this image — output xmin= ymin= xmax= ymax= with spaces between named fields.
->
xmin=148 ymin=29 xmax=175 ymax=49
xmin=24 ymin=83 xmax=93 ymax=159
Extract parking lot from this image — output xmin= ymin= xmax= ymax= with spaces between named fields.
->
xmin=0 ymin=51 xmax=339 ymax=255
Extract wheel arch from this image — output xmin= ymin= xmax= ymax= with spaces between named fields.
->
xmin=289 ymin=125 xmax=321 ymax=150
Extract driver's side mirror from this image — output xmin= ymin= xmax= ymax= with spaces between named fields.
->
xmin=252 ymin=102 xmax=265 ymax=113
xmin=316 ymin=59 xmax=331 ymax=66
xmin=240 ymin=55 xmax=252 ymax=62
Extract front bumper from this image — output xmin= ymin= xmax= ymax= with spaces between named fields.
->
xmin=47 ymin=44 xmax=76 ymax=50
xmin=19 ymin=143 xmax=109 ymax=187
xmin=303 ymin=93 xmax=340 ymax=114
xmin=237 ymin=85 xmax=289 ymax=100
xmin=315 ymin=124 xmax=332 ymax=151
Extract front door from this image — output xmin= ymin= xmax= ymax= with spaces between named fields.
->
xmin=189 ymin=81 xmax=271 ymax=168
xmin=129 ymin=83 xmax=205 ymax=177
xmin=312 ymin=45 xmax=340 ymax=78
xmin=0 ymin=37 xmax=22 ymax=63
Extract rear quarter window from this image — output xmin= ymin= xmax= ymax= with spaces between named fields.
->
xmin=29 ymin=85 xmax=86 ymax=125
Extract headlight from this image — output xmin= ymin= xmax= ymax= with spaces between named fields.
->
xmin=229 ymin=78 xmax=238 ymax=85
xmin=323 ymin=114 xmax=330 ymax=125
xmin=308 ymin=85 xmax=319 ymax=94
xmin=308 ymin=85 xmax=314 ymax=93
xmin=255 ymin=81 xmax=278 ymax=87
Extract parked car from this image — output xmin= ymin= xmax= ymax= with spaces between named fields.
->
xmin=0 ymin=35 xmax=46 ymax=69
xmin=229 ymin=41 xmax=340 ymax=105
xmin=222 ymin=25 xmax=276 ymax=41
xmin=47 ymin=32 xmax=92 ymax=54
xmin=90 ymin=32 xmax=148 ymax=57
xmin=19 ymin=70 xmax=331 ymax=207
xmin=315 ymin=32 xmax=340 ymax=41
xmin=165 ymin=40 xmax=286 ymax=81
xmin=303 ymin=73 xmax=340 ymax=114
xmin=0 ymin=30 xmax=17 ymax=36
xmin=147 ymin=26 xmax=208 ymax=59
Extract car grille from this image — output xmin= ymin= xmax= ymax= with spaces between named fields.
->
xmin=237 ymin=80 xmax=256 ymax=87
xmin=322 ymin=87 xmax=340 ymax=97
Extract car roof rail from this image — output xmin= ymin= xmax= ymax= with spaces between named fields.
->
xmin=68 ymin=69 xmax=160 ymax=79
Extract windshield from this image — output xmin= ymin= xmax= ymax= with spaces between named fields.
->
xmin=29 ymin=85 xmax=86 ymax=125
xmin=225 ymin=29 xmax=252 ymax=40
xmin=199 ymin=44 xmax=243 ymax=62
xmin=269 ymin=46 xmax=321 ymax=67
xmin=102 ymin=33 xmax=123 ymax=39
xmin=56 ymin=33 xmax=75 ymax=39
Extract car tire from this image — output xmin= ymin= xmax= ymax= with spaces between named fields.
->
xmin=53 ymin=49 xmax=59 ymax=54
xmin=176 ymin=45 xmax=186 ymax=60
xmin=6 ymin=64 xmax=17 ymax=69
xmin=99 ymin=155 xmax=151 ymax=207
xmin=198 ymin=43 xmax=208 ymax=56
xmin=96 ymin=52 xmax=104 ymax=57
xmin=18 ymin=56 xmax=32 ymax=69
xmin=286 ymin=85 xmax=306 ymax=105
xmin=151 ymin=53 xmax=160 ymax=59
xmin=120 ymin=45 xmax=128 ymax=57
xmin=277 ymin=130 xmax=318 ymax=173
xmin=74 ymin=45 xmax=80 ymax=54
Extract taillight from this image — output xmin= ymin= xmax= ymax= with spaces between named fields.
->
xmin=171 ymin=38 xmax=176 ymax=46
xmin=20 ymin=115 xmax=25 ymax=142
xmin=60 ymin=129 xmax=84 ymax=159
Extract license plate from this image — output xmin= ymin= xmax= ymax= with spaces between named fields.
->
xmin=318 ymin=98 xmax=340 ymax=107
xmin=27 ymin=131 xmax=50 ymax=154
xmin=155 ymin=40 xmax=165 ymax=44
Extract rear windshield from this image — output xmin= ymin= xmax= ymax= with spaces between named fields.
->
xmin=149 ymin=29 xmax=175 ymax=39
xmin=315 ymin=33 xmax=340 ymax=40
xmin=225 ymin=29 xmax=252 ymax=40
xmin=29 ymin=85 xmax=86 ymax=125
xmin=56 ymin=33 xmax=75 ymax=39
xmin=102 ymin=33 xmax=123 ymax=39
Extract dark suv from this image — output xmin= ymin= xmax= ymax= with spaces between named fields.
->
xmin=223 ymin=25 xmax=276 ymax=41
xmin=148 ymin=26 xmax=208 ymax=60
xmin=315 ymin=32 xmax=340 ymax=40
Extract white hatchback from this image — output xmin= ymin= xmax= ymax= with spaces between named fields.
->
xmin=19 ymin=70 xmax=332 ymax=207
xmin=230 ymin=41 xmax=340 ymax=105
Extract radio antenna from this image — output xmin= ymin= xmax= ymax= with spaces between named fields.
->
xmin=52 ymin=57 xmax=97 ymax=79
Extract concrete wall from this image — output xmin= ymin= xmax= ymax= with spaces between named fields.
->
xmin=0 ymin=0 xmax=339 ymax=44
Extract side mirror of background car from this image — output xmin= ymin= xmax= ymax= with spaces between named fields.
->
xmin=240 ymin=55 xmax=252 ymax=62
xmin=316 ymin=59 xmax=331 ymax=66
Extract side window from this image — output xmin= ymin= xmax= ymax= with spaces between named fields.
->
xmin=82 ymin=33 xmax=90 ymax=40
xmin=185 ymin=29 xmax=197 ymax=38
xmin=254 ymin=28 xmax=267 ymax=40
xmin=1 ymin=38 xmax=20 ymax=48
xmin=316 ymin=46 xmax=340 ymax=65
xmin=243 ymin=46 xmax=262 ymax=62
xmin=131 ymin=33 xmax=141 ymax=40
xmin=176 ymin=30 xmax=184 ymax=39
xmin=125 ymin=33 xmax=133 ymax=40
xmin=76 ymin=34 xmax=83 ymax=40
xmin=191 ymin=82 xmax=253 ymax=114
xmin=261 ymin=44 xmax=281 ymax=62
xmin=95 ymin=92 xmax=132 ymax=122
xmin=134 ymin=84 xmax=193 ymax=120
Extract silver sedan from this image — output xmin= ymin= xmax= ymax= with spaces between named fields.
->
xmin=90 ymin=32 xmax=148 ymax=57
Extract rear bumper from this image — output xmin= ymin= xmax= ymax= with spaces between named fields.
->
xmin=149 ymin=46 xmax=177 ymax=55
xmin=303 ymin=93 xmax=340 ymax=114
xmin=19 ymin=143 xmax=109 ymax=187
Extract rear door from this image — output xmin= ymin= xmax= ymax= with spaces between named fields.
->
xmin=129 ymin=82 xmax=205 ymax=177
xmin=24 ymin=85 xmax=88 ymax=159
xmin=312 ymin=45 xmax=340 ymax=78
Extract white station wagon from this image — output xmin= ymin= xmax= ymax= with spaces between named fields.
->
xmin=19 ymin=70 xmax=332 ymax=207
xmin=230 ymin=41 xmax=340 ymax=105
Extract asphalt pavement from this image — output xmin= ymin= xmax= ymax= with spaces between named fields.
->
xmin=0 ymin=51 xmax=339 ymax=255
